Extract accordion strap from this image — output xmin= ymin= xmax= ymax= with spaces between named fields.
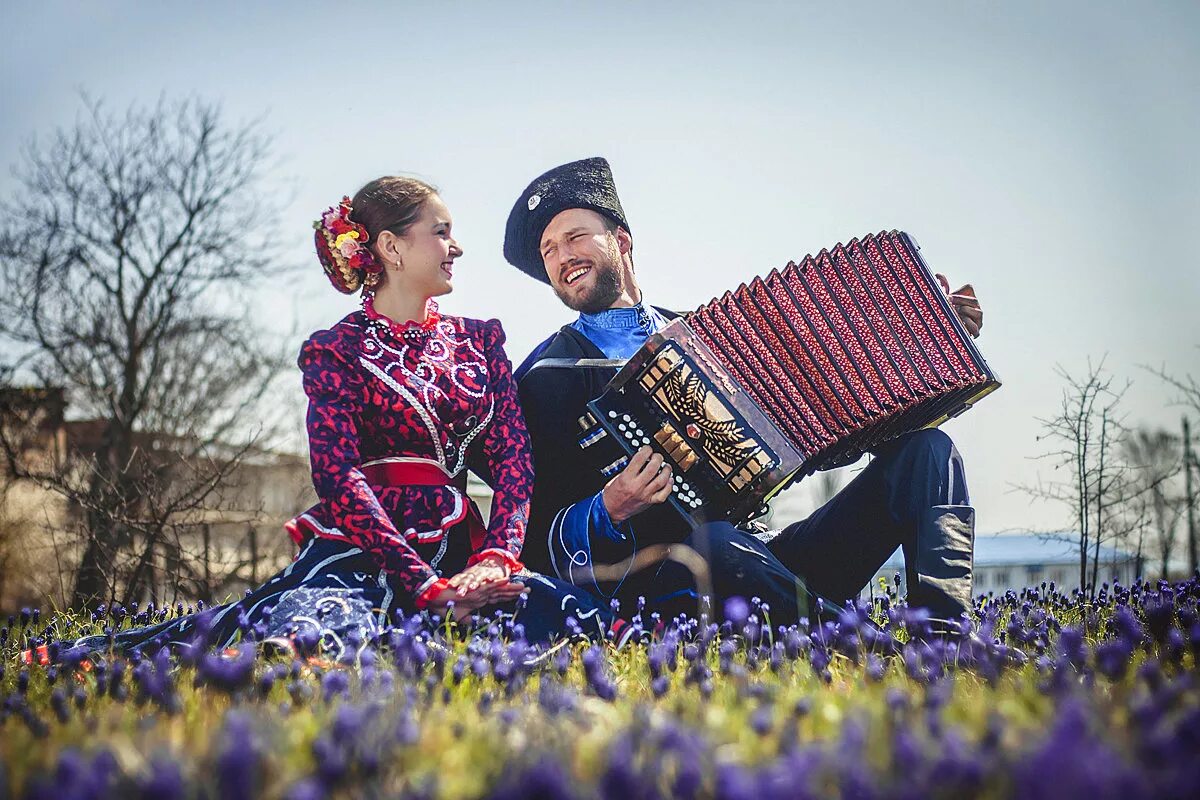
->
xmin=526 ymin=357 xmax=626 ymax=371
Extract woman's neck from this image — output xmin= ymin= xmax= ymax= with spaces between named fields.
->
xmin=369 ymin=285 xmax=430 ymax=325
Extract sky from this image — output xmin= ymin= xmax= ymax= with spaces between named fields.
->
xmin=2 ymin=1 xmax=1198 ymax=536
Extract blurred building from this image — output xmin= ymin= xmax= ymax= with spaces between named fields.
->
xmin=0 ymin=387 xmax=312 ymax=609
xmin=2 ymin=385 xmax=504 ymax=610
xmin=864 ymin=533 xmax=1139 ymax=599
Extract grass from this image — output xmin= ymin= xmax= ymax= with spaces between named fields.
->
xmin=1 ymin=584 xmax=1197 ymax=799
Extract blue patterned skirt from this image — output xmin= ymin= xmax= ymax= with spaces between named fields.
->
xmin=72 ymin=537 xmax=626 ymax=659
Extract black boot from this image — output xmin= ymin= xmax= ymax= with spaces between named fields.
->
xmin=908 ymin=505 xmax=975 ymax=621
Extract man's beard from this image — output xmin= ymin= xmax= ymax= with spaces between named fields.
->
xmin=554 ymin=244 xmax=624 ymax=314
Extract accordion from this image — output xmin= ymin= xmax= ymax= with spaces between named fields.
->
xmin=579 ymin=230 xmax=999 ymax=528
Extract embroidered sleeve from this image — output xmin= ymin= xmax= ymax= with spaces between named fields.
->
xmin=465 ymin=319 xmax=532 ymax=565
xmin=300 ymin=330 xmax=438 ymax=598
xmin=546 ymin=491 xmax=634 ymax=595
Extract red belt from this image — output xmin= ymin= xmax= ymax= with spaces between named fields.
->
xmin=360 ymin=460 xmax=486 ymax=550
xmin=361 ymin=460 xmax=468 ymax=491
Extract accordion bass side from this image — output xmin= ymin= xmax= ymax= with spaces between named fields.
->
xmin=582 ymin=230 xmax=1000 ymax=528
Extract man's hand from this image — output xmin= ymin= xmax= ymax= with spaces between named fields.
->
xmin=602 ymin=445 xmax=673 ymax=524
xmin=936 ymin=273 xmax=983 ymax=338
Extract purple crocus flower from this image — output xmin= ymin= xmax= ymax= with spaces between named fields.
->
xmin=1095 ymin=639 xmax=1134 ymax=681
xmin=750 ymin=704 xmax=774 ymax=736
xmin=1057 ymin=625 xmax=1087 ymax=670
xmin=597 ymin=735 xmax=640 ymax=800
xmin=197 ymin=644 xmax=257 ymax=693
xmin=141 ymin=756 xmax=186 ymax=800
xmin=714 ymin=762 xmax=757 ymax=800
xmin=216 ymin=711 xmax=261 ymax=800
xmin=865 ymin=653 xmax=886 ymax=683
xmin=49 ymin=687 xmax=69 ymax=723
xmin=320 ymin=670 xmax=350 ymax=703
xmin=581 ymin=645 xmax=617 ymax=701
xmin=1012 ymin=700 xmax=1140 ymax=800
xmin=311 ymin=732 xmax=348 ymax=786
xmin=724 ymin=596 xmax=751 ymax=627
xmin=1111 ymin=606 xmax=1145 ymax=647
xmin=489 ymin=758 xmax=578 ymax=800
xmin=284 ymin=777 xmax=327 ymax=800
xmin=395 ymin=709 xmax=420 ymax=745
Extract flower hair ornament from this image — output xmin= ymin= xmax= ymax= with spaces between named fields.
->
xmin=313 ymin=197 xmax=383 ymax=294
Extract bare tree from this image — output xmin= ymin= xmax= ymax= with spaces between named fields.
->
xmin=1145 ymin=351 xmax=1200 ymax=417
xmin=1121 ymin=426 xmax=1184 ymax=579
xmin=1187 ymin=416 xmax=1199 ymax=575
xmin=1018 ymin=359 xmax=1139 ymax=592
xmin=1144 ymin=354 xmax=1200 ymax=574
xmin=0 ymin=96 xmax=293 ymax=608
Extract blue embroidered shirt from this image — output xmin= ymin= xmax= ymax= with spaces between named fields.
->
xmin=568 ymin=303 xmax=673 ymax=360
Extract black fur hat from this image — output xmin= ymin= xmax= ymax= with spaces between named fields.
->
xmin=503 ymin=157 xmax=629 ymax=284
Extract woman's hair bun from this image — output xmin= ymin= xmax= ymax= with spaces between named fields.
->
xmin=313 ymin=197 xmax=382 ymax=294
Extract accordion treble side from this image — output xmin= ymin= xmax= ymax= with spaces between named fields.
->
xmin=584 ymin=230 xmax=1000 ymax=530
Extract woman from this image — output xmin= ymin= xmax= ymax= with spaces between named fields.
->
xmin=63 ymin=177 xmax=629 ymax=661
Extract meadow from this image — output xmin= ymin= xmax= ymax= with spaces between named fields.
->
xmin=2 ymin=579 xmax=1198 ymax=800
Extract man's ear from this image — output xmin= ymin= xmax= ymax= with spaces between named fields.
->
xmin=615 ymin=226 xmax=633 ymax=256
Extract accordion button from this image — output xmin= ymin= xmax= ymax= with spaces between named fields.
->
xmin=608 ymin=411 xmax=618 ymax=418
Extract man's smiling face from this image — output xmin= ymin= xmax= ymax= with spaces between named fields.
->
xmin=539 ymin=208 xmax=628 ymax=313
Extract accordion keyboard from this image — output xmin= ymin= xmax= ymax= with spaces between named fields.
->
xmin=577 ymin=410 xmax=705 ymax=510
xmin=587 ymin=339 xmax=786 ymax=525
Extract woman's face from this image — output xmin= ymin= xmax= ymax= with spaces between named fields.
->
xmin=392 ymin=194 xmax=463 ymax=298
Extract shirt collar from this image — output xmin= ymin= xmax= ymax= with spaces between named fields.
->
xmin=575 ymin=301 xmax=656 ymax=330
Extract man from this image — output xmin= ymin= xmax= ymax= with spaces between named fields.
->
xmin=506 ymin=157 xmax=983 ymax=627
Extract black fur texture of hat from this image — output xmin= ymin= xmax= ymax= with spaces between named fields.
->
xmin=503 ymin=157 xmax=629 ymax=284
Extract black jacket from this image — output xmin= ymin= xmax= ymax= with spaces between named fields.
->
xmin=515 ymin=313 xmax=690 ymax=597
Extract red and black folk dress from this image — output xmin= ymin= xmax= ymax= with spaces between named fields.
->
xmin=58 ymin=301 xmax=624 ymax=662
xmin=286 ymin=298 xmax=533 ymax=606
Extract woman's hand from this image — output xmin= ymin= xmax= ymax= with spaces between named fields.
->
xmin=447 ymin=554 xmax=511 ymax=597
xmin=428 ymin=578 xmax=526 ymax=620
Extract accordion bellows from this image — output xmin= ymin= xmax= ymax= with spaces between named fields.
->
xmin=587 ymin=230 xmax=1000 ymax=528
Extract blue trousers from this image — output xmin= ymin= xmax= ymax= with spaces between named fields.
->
xmin=643 ymin=429 xmax=975 ymax=625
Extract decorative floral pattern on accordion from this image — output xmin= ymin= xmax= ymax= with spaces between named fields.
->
xmin=641 ymin=343 xmax=773 ymax=490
